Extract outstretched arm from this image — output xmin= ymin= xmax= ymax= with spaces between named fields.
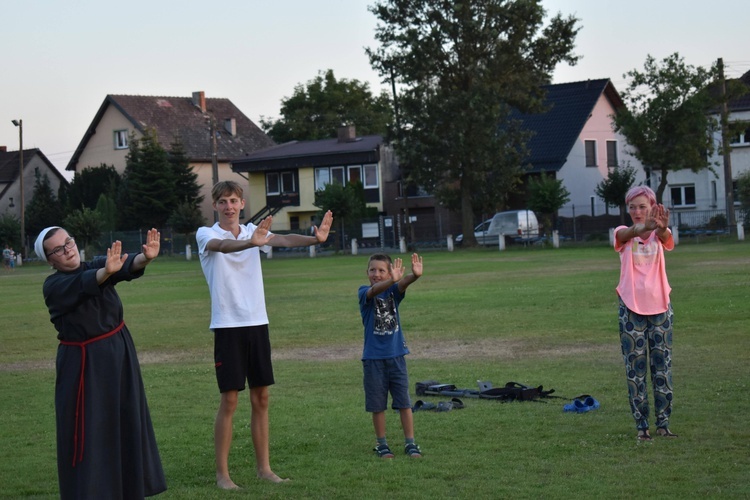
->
xmin=96 ymin=240 xmax=127 ymax=284
xmin=269 ymin=210 xmax=333 ymax=248
xmin=132 ymin=228 xmax=161 ymax=271
xmin=366 ymin=257 xmax=404 ymax=299
xmin=206 ymin=217 xmax=275 ymax=253
xmin=398 ymin=253 xmax=422 ymax=294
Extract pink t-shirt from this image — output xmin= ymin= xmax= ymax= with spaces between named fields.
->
xmin=614 ymin=226 xmax=674 ymax=315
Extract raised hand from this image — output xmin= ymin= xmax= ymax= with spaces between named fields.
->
xmin=411 ymin=253 xmax=423 ymax=278
xmin=141 ymin=228 xmax=161 ymax=261
xmin=313 ymin=210 xmax=333 ymax=243
xmin=390 ymin=257 xmax=405 ymax=282
xmin=653 ymin=204 xmax=670 ymax=230
xmin=250 ymin=216 xmax=275 ymax=247
xmin=105 ymin=240 xmax=127 ymax=275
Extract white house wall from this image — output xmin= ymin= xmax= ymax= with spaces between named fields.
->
xmin=666 ymin=109 xmax=750 ymax=214
xmin=557 ymin=94 xmax=646 ymax=218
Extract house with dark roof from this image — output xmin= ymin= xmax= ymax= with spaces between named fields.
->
xmin=66 ymin=91 xmax=274 ymax=224
xmin=666 ymin=70 xmax=750 ymax=221
xmin=512 ymin=78 xmax=646 ymax=219
xmin=0 ymin=147 xmax=68 ymax=252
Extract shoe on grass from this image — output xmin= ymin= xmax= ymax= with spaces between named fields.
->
xmin=656 ymin=427 xmax=678 ymax=438
xmin=374 ymin=443 xmax=394 ymax=458
xmin=637 ymin=430 xmax=652 ymax=442
xmin=404 ymin=443 xmax=422 ymax=458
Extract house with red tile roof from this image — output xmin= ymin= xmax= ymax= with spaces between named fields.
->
xmin=66 ymin=91 xmax=274 ymax=224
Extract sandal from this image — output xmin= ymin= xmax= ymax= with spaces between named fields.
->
xmin=656 ymin=428 xmax=678 ymax=438
xmin=404 ymin=442 xmax=422 ymax=458
xmin=637 ymin=430 xmax=652 ymax=441
xmin=374 ymin=443 xmax=395 ymax=458
xmin=450 ymin=397 xmax=465 ymax=409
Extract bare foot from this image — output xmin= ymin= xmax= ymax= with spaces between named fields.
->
xmin=257 ymin=470 xmax=290 ymax=483
xmin=216 ymin=476 xmax=240 ymax=490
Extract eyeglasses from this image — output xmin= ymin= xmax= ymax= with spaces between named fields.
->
xmin=46 ymin=237 xmax=76 ymax=258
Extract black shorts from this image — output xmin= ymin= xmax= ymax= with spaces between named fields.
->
xmin=213 ymin=325 xmax=275 ymax=392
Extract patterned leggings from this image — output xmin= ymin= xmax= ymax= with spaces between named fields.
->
xmin=618 ymin=298 xmax=674 ymax=431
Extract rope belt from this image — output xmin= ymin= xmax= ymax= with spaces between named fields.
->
xmin=59 ymin=321 xmax=125 ymax=466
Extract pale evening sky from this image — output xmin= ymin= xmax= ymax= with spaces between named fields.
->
xmin=2 ymin=0 xmax=748 ymax=178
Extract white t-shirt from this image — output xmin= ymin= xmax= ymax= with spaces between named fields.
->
xmin=196 ymin=222 xmax=271 ymax=329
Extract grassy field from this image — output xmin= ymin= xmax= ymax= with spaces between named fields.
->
xmin=1 ymin=241 xmax=749 ymax=499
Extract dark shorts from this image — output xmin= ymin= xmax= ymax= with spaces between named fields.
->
xmin=214 ymin=325 xmax=275 ymax=392
xmin=363 ymin=355 xmax=411 ymax=412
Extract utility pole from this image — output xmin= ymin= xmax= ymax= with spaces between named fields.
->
xmin=718 ymin=58 xmax=736 ymax=226
xmin=12 ymin=119 xmax=25 ymax=257
xmin=209 ymin=114 xmax=219 ymax=222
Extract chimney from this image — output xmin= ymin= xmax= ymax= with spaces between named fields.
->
xmin=224 ymin=118 xmax=237 ymax=137
xmin=0 ymin=146 xmax=6 ymax=152
xmin=337 ymin=125 xmax=356 ymax=143
xmin=192 ymin=91 xmax=206 ymax=113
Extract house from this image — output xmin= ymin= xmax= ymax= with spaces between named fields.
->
xmin=0 ymin=147 xmax=68 ymax=252
xmin=66 ymin=91 xmax=275 ymax=224
xmin=511 ymin=78 xmax=646 ymax=220
xmin=231 ymin=125 xmax=462 ymax=246
xmin=662 ymin=69 xmax=750 ymax=227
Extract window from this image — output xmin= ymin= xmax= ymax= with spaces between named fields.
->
xmin=363 ymin=164 xmax=379 ymax=188
xmin=348 ymin=166 xmax=362 ymax=185
xmin=670 ymin=185 xmax=696 ymax=207
xmin=266 ymin=171 xmax=295 ymax=195
xmin=730 ymin=127 xmax=750 ymax=145
xmin=114 ymin=130 xmax=128 ymax=149
xmin=606 ymin=140 xmax=618 ymax=167
xmin=585 ymin=140 xmax=597 ymax=167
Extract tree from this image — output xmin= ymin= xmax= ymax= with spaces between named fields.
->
xmin=167 ymin=201 xmax=206 ymax=250
xmin=62 ymin=164 xmax=121 ymax=216
xmin=314 ymin=182 xmax=367 ymax=251
xmin=119 ymin=129 xmax=177 ymax=230
xmin=168 ymin=136 xmax=204 ymax=206
xmin=367 ymin=0 xmax=579 ymax=246
xmin=595 ymin=163 xmax=637 ymax=224
xmin=737 ymin=170 xmax=750 ymax=227
xmin=63 ymin=207 xmax=103 ymax=252
xmin=25 ymin=171 xmax=63 ymax=240
xmin=613 ymin=53 xmax=721 ymax=203
xmin=95 ymin=194 xmax=118 ymax=232
xmin=527 ymin=174 xmax=570 ymax=237
xmin=0 ymin=213 xmax=21 ymax=251
xmin=260 ymin=69 xmax=393 ymax=142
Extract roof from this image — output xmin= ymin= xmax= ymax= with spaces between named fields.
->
xmin=232 ymin=135 xmax=384 ymax=173
xmin=0 ymin=148 xmax=67 ymax=184
xmin=66 ymin=93 xmax=275 ymax=171
xmin=728 ymin=70 xmax=750 ymax=112
xmin=512 ymin=78 xmax=623 ymax=173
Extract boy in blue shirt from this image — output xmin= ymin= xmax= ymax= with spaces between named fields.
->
xmin=358 ymin=252 xmax=423 ymax=458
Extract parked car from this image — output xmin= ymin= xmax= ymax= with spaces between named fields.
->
xmin=455 ymin=210 xmax=540 ymax=246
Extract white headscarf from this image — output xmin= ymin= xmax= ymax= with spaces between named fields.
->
xmin=34 ymin=226 xmax=61 ymax=261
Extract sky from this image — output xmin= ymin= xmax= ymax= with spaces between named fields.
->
xmin=2 ymin=0 xmax=749 ymax=179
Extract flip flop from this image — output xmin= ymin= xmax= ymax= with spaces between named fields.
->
xmin=412 ymin=400 xmax=436 ymax=412
xmin=436 ymin=401 xmax=454 ymax=412
xmin=450 ymin=397 xmax=465 ymax=409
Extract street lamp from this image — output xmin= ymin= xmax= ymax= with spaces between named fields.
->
xmin=11 ymin=119 xmax=25 ymax=258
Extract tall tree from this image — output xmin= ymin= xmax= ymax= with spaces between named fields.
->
xmin=119 ymin=129 xmax=177 ymax=230
xmin=595 ymin=163 xmax=637 ymax=224
xmin=62 ymin=164 xmax=121 ymax=216
xmin=367 ymin=0 xmax=579 ymax=245
xmin=260 ymin=69 xmax=393 ymax=142
xmin=25 ymin=171 xmax=63 ymax=239
xmin=613 ymin=53 xmax=721 ymax=203
xmin=63 ymin=207 xmax=103 ymax=252
xmin=168 ymin=136 xmax=204 ymax=206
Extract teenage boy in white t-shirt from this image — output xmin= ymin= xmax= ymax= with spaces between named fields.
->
xmin=197 ymin=180 xmax=332 ymax=490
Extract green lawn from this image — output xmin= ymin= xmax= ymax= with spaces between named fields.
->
xmin=1 ymin=242 xmax=749 ymax=499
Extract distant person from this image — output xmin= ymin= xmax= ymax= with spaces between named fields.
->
xmin=196 ymin=180 xmax=332 ymax=490
xmin=2 ymin=244 xmax=11 ymax=270
xmin=359 ymin=253 xmax=423 ymax=459
xmin=614 ymin=186 xmax=678 ymax=441
xmin=35 ymin=226 xmax=166 ymax=499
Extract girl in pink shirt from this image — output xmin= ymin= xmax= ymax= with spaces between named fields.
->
xmin=614 ymin=186 xmax=678 ymax=441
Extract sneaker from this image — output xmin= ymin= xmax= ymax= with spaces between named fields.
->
xmin=404 ymin=442 xmax=422 ymax=458
xmin=374 ymin=443 xmax=394 ymax=458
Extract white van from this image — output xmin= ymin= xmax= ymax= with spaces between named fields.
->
xmin=456 ymin=210 xmax=540 ymax=246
